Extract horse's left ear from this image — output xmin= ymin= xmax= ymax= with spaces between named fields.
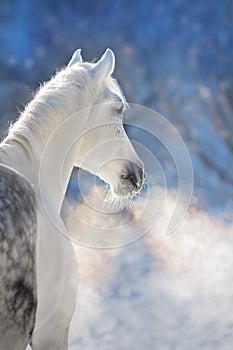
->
xmin=92 ymin=48 xmax=115 ymax=80
xmin=67 ymin=49 xmax=83 ymax=67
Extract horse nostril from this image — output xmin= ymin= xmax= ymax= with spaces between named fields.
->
xmin=120 ymin=163 xmax=144 ymax=192
xmin=128 ymin=174 xmax=135 ymax=186
xmin=120 ymin=173 xmax=128 ymax=180
xmin=121 ymin=173 xmax=136 ymax=183
xmin=121 ymin=172 xmax=142 ymax=189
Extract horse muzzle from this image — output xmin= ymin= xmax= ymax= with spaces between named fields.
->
xmin=116 ymin=162 xmax=144 ymax=196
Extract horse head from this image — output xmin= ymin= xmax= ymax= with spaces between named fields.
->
xmin=67 ymin=49 xmax=144 ymax=206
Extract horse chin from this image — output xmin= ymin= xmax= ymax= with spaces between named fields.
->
xmin=115 ymin=181 xmax=142 ymax=198
xmin=104 ymin=183 xmax=139 ymax=212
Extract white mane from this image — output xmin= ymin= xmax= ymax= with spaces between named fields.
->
xmin=2 ymin=63 xmax=124 ymax=164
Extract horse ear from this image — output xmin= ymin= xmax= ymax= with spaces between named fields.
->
xmin=67 ymin=49 xmax=83 ymax=67
xmin=92 ymin=48 xmax=115 ymax=80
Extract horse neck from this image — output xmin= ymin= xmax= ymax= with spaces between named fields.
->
xmin=1 ymin=78 xmax=93 ymax=214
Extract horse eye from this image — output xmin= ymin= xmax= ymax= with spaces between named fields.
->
xmin=116 ymin=104 xmax=124 ymax=114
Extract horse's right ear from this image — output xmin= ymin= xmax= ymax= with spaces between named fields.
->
xmin=67 ymin=49 xmax=83 ymax=67
xmin=92 ymin=48 xmax=115 ymax=81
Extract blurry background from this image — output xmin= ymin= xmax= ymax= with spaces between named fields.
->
xmin=1 ymin=0 xmax=233 ymax=211
xmin=1 ymin=1 xmax=233 ymax=349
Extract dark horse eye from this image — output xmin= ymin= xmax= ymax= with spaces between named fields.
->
xmin=117 ymin=104 xmax=124 ymax=114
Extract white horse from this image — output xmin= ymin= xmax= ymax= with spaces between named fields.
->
xmin=0 ymin=48 xmax=144 ymax=349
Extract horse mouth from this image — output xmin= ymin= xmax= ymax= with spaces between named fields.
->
xmin=118 ymin=164 xmax=144 ymax=196
xmin=104 ymin=184 xmax=142 ymax=212
xmin=104 ymin=166 xmax=144 ymax=211
xmin=114 ymin=183 xmax=142 ymax=197
xmin=114 ymin=169 xmax=144 ymax=197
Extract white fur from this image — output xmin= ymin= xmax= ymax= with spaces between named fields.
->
xmin=0 ymin=49 xmax=143 ymax=349
xmin=67 ymin=49 xmax=83 ymax=67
